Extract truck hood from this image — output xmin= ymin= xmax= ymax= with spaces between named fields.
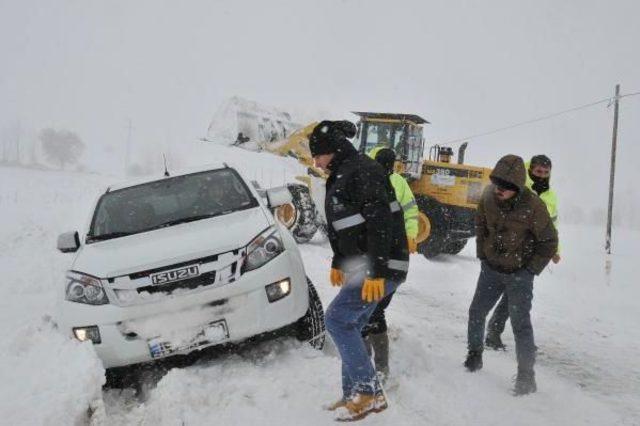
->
xmin=72 ymin=207 xmax=272 ymax=278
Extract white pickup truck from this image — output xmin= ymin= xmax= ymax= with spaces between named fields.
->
xmin=56 ymin=164 xmax=324 ymax=369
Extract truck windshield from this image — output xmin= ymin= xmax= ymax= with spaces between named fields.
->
xmin=87 ymin=169 xmax=258 ymax=242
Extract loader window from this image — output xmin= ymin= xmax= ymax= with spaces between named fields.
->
xmin=362 ymin=122 xmax=404 ymax=154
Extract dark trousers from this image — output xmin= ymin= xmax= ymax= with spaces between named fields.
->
xmin=487 ymin=292 xmax=510 ymax=335
xmin=362 ymin=291 xmax=395 ymax=337
xmin=468 ymin=261 xmax=536 ymax=371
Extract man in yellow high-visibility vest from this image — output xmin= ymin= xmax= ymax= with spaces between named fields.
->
xmin=485 ymin=154 xmax=560 ymax=351
xmin=367 ymin=148 xmax=420 ymax=251
xmin=362 ymin=148 xmax=419 ymax=383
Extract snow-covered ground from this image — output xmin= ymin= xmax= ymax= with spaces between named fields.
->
xmin=1 ymin=144 xmax=638 ymax=425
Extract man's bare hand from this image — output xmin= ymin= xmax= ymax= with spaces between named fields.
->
xmin=552 ymin=254 xmax=561 ymax=264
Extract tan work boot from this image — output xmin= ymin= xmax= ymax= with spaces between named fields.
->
xmin=334 ymin=393 xmax=388 ymax=422
xmin=323 ymin=398 xmax=347 ymax=411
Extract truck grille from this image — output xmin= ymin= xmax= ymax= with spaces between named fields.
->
xmin=127 ymin=253 xmax=232 ymax=280
xmin=136 ymin=271 xmax=217 ymax=296
xmin=108 ymin=248 xmax=245 ymax=306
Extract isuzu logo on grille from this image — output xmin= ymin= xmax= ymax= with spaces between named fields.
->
xmin=151 ymin=265 xmax=200 ymax=285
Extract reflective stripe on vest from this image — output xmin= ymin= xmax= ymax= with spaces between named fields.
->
xmin=390 ymin=201 xmax=401 ymax=213
xmin=402 ymin=199 xmax=417 ymax=211
xmin=387 ymin=259 xmax=409 ymax=272
xmin=332 ymin=213 xmax=366 ymax=231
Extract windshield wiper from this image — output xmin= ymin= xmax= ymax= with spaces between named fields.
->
xmin=147 ymin=213 xmax=225 ymax=230
xmin=86 ymin=231 xmax=133 ymax=242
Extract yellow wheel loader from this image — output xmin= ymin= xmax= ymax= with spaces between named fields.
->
xmin=205 ymin=98 xmax=493 ymax=257
xmin=351 ymin=112 xmax=492 ymax=258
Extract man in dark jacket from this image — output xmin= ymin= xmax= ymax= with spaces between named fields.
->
xmin=362 ymin=148 xmax=412 ymax=384
xmin=485 ymin=154 xmax=561 ymax=350
xmin=464 ymin=154 xmax=558 ymax=396
xmin=310 ymin=121 xmax=408 ymax=421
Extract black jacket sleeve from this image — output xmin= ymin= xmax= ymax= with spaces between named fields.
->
xmin=354 ymin=165 xmax=392 ymax=278
xmin=328 ymin=233 xmax=345 ymax=270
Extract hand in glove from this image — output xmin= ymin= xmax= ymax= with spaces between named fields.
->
xmin=330 ymin=268 xmax=344 ymax=287
xmin=361 ymin=278 xmax=385 ymax=303
xmin=407 ymin=237 xmax=418 ymax=254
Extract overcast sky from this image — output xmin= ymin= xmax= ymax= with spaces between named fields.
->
xmin=1 ymin=0 xmax=639 ymax=224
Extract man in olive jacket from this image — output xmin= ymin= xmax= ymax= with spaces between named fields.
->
xmin=464 ymin=154 xmax=558 ymax=396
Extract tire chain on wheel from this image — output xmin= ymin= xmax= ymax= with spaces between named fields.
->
xmin=295 ymin=278 xmax=326 ymax=350
xmin=286 ymin=184 xmax=319 ymax=244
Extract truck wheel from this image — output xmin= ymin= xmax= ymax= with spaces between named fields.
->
xmin=295 ymin=278 xmax=325 ymax=350
xmin=442 ymin=239 xmax=467 ymax=255
xmin=276 ymin=184 xmax=318 ymax=244
xmin=416 ymin=196 xmax=445 ymax=259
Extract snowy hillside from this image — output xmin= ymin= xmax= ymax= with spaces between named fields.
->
xmin=0 ymin=144 xmax=638 ymax=425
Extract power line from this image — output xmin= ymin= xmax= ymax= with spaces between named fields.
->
xmin=442 ymin=90 xmax=640 ymax=145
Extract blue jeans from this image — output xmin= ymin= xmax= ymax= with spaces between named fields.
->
xmin=325 ymin=271 xmax=400 ymax=397
xmin=467 ymin=261 xmax=536 ymax=371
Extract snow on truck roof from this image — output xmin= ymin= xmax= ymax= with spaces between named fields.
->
xmin=105 ymin=162 xmax=233 ymax=192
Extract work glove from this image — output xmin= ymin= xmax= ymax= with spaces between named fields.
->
xmin=330 ymin=268 xmax=344 ymax=287
xmin=361 ymin=278 xmax=385 ymax=303
xmin=407 ymin=237 xmax=418 ymax=254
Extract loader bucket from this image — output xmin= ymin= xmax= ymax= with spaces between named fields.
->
xmin=205 ymin=96 xmax=302 ymax=148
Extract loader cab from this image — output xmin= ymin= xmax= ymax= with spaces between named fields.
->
xmin=352 ymin=112 xmax=429 ymax=180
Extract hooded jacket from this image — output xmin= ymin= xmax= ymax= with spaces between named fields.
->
xmin=325 ymin=140 xmax=409 ymax=281
xmin=476 ymin=155 xmax=558 ymax=275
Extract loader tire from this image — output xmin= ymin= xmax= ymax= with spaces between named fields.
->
xmin=295 ymin=278 xmax=325 ymax=350
xmin=442 ymin=239 xmax=468 ymax=255
xmin=416 ymin=196 xmax=445 ymax=259
xmin=278 ymin=184 xmax=318 ymax=244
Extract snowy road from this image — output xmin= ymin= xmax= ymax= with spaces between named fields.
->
xmin=1 ymin=149 xmax=638 ymax=425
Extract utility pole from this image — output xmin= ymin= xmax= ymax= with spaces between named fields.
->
xmin=15 ymin=120 xmax=21 ymax=164
xmin=605 ymin=84 xmax=620 ymax=255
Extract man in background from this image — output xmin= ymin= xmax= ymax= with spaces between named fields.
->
xmin=485 ymin=154 xmax=560 ymax=350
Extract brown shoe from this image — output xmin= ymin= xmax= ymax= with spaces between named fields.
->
xmin=323 ymin=398 xmax=347 ymax=411
xmin=335 ymin=393 xmax=387 ymax=422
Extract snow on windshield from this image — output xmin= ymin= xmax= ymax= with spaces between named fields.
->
xmin=89 ymin=169 xmax=257 ymax=240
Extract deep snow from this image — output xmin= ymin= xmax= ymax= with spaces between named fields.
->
xmin=0 ymin=144 xmax=638 ymax=425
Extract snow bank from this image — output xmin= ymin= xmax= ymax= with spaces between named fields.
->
xmin=0 ymin=317 xmax=105 ymax=426
xmin=0 ymin=166 xmax=110 ymax=426
xmin=1 ymin=142 xmax=639 ymax=425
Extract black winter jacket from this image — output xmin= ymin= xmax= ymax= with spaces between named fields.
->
xmin=325 ymin=140 xmax=409 ymax=281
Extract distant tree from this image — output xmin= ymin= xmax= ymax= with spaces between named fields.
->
xmin=39 ymin=128 xmax=85 ymax=169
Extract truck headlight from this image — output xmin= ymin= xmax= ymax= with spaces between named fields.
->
xmin=65 ymin=271 xmax=109 ymax=305
xmin=242 ymin=226 xmax=284 ymax=273
xmin=73 ymin=326 xmax=101 ymax=344
xmin=265 ymin=278 xmax=291 ymax=302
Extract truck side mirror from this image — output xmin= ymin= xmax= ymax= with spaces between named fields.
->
xmin=57 ymin=231 xmax=80 ymax=253
xmin=265 ymin=187 xmax=292 ymax=209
